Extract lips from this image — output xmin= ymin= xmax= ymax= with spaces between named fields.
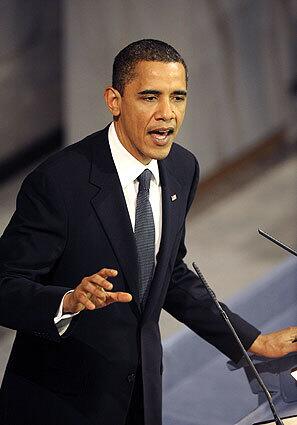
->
xmin=147 ymin=127 xmax=174 ymax=141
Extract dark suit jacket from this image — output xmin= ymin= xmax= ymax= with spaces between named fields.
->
xmin=0 ymin=125 xmax=260 ymax=425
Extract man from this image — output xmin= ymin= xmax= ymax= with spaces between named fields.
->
xmin=0 ymin=39 xmax=296 ymax=425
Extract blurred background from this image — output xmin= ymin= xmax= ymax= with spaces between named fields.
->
xmin=0 ymin=0 xmax=296 ymax=384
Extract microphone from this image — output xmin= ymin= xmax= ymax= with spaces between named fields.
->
xmin=258 ymin=229 xmax=297 ymax=257
xmin=192 ymin=261 xmax=285 ymax=425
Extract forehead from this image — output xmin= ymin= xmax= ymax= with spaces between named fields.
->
xmin=129 ymin=61 xmax=187 ymax=90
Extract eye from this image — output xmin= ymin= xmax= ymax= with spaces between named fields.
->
xmin=143 ymin=96 xmax=157 ymax=102
xmin=173 ymin=95 xmax=186 ymax=102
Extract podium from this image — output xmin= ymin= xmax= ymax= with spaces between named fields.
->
xmin=228 ymin=353 xmax=297 ymax=424
xmin=163 ymin=258 xmax=297 ymax=425
xmin=236 ymin=394 xmax=297 ymax=424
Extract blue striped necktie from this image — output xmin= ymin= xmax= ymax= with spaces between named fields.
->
xmin=135 ymin=169 xmax=155 ymax=306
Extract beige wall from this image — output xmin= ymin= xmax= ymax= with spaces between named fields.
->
xmin=63 ymin=0 xmax=295 ymax=177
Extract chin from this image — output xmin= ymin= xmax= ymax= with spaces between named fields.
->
xmin=150 ymin=144 xmax=173 ymax=161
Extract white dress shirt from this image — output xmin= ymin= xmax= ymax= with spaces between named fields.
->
xmin=54 ymin=122 xmax=162 ymax=334
xmin=108 ymin=122 xmax=162 ymax=254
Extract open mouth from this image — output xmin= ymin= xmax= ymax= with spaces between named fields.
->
xmin=148 ymin=128 xmax=174 ymax=141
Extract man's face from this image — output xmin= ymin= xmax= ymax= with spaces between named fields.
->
xmin=112 ymin=61 xmax=187 ymax=164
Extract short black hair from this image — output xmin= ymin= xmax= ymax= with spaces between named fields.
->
xmin=112 ymin=39 xmax=188 ymax=95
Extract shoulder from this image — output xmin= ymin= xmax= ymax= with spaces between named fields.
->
xmin=170 ymin=142 xmax=198 ymax=165
xmin=24 ymin=126 xmax=109 ymax=186
xmin=164 ymin=141 xmax=200 ymax=186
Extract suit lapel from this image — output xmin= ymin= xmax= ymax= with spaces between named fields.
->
xmin=88 ymin=128 xmax=184 ymax=316
xmin=158 ymin=159 xmax=182 ymax=268
xmin=89 ymin=128 xmax=141 ymax=312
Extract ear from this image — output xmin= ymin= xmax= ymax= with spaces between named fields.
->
xmin=104 ymin=87 xmax=121 ymax=117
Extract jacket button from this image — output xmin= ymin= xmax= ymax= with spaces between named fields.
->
xmin=127 ymin=373 xmax=136 ymax=383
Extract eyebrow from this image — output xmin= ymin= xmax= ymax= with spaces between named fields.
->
xmin=137 ymin=89 xmax=187 ymax=96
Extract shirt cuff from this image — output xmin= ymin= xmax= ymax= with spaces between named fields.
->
xmin=54 ymin=290 xmax=80 ymax=335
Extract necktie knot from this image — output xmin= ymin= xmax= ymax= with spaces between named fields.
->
xmin=138 ymin=169 xmax=153 ymax=191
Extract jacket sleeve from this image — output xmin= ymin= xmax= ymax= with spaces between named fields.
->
xmin=163 ymin=157 xmax=260 ymax=363
xmin=0 ymin=168 xmax=72 ymax=342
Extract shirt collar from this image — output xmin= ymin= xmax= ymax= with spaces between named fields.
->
xmin=108 ymin=122 xmax=160 ymax=189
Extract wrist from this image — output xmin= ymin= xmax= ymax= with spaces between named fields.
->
xmin=248 ymin=334 xmax=266 ymax=356
xmin=63 ymin=292 xmax=75 ymax=314
xmin=63 ymin=292 xmax=86 ymax=314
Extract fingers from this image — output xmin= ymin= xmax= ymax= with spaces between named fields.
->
xmin=283 ymin=327 xmax=297 ymax=354
xmin=76 ymin=290 xmax=132 ymax=311
xmin=71 ymin=268 xmax=132 ymax=312
xmin=96 ymin=268 xmax=118 ymax=279
xmin=287 ymin=326 xmax=297 ymax=342
xmin=105 ymin=291 xmax=133 ymax=304
xmin=283 ymin=341 xmax=297 ymax=356
xmin=77 ymin=280 xmax=107 ymax=311
xmin=80 ymin=271 xmax=116 ymax=299
xmin=89 ymin=272 xmax=115 ymax=291
xmin=75 ymin=290 xmax=96 ymax=311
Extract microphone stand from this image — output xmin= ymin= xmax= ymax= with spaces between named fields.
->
xmin=192 ymin=262 xmax=285 ymax=425
xmin=258 ymin=229 xmax=297 ymax=257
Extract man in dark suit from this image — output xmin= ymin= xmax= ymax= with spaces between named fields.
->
xmin=0 ymin=39 xmax=296 ymax=425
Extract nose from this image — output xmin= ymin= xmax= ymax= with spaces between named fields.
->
xmin=154 ymin=98 xmax=175 ymax=121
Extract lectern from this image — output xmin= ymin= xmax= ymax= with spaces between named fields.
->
xmin=228 ymin=353 xmax=297 ymax=424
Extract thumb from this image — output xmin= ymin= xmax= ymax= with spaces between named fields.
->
xmin=106 ymin=292 xmax=132 ymax=303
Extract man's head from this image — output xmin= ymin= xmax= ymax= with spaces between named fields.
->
xmin=104 ymin=39 xmax=188 ymax=164
xmin=112 ymin=39 xmax=188 ymax=96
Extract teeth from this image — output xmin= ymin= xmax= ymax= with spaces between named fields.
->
xmin=148 ymin=129 xmax=173 ymax=141
xmin=154 ymin=133 xmax=167 ymax=140
xmin=149 ymin=129 xmax=173 ymax=134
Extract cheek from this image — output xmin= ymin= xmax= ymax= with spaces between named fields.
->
xmin=177 ymin=108 xmax=186 ymax=124
xmin=135 ymin=113 xmax=152 ymax=134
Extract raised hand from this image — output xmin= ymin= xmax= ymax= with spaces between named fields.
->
xmin=63 ymin=268 xmax=132 ymax=314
